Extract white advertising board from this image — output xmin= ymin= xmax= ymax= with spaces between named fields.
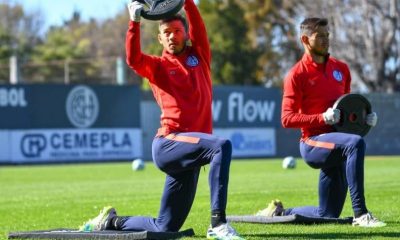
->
xmin=214 ymin=128 xmax=276 ymax=157
xmin=0 ymin=128 xmax=142 ymax=163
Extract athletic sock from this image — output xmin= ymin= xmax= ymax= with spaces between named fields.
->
xmin=211 ymin=210 xmax=226 ymax=228
xmin=354 ymin=210 xmax=368 ymax=218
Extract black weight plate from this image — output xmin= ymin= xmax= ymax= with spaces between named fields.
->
xmin=333 ymin=93 xmax=372 ymax=136
xmin=137 ymin=0 xmax=184 ymax=21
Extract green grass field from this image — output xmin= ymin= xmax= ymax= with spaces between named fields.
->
xmin=1 ymin=156 xmax=400 ymax=239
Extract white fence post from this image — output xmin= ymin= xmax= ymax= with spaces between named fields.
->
xmin=116 ymin=57 xmax=126 ymax=85
xmin=64 ymin=59 xmax=70 ymax=84
xmin=9 ymin=55 xmax=19 ymax=84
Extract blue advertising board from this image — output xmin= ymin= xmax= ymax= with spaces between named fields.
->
xmin=0 ymin=84 xmax=142 ymax=163
xmin=213 ymin=86 xmax=281 ymax=157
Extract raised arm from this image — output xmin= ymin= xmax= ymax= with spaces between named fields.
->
xmin=184 ymin=0 xmax=210 ymax=64
xmin=125 ymin=17 xmax=159 ymax=80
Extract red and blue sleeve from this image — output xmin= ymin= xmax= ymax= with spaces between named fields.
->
xmin=281 ymin=71 xmax=325 ymax=128
xmin=184 ymin=0 xmax=211 ymax=67
xmin=125 ymin=21 xmax=160 ymax=82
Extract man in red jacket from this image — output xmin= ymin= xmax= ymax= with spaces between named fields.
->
xmin=258 ymin=17 xmax=385 ymax=228
xmin=79 ymin=1 xmax=243 ymax=239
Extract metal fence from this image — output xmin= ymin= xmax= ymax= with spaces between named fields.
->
xmin=0 ymin=56 xmax=142 ymax=85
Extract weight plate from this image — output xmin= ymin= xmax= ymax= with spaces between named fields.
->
xmin=333 ymin=93 xmax=372 ymax=136
xmin=137 ymin=0 xmax=184 ymax=21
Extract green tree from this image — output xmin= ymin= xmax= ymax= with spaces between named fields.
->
xmin=0 ymin=2 xmax=42 ymax=82
xmin=198 ymin=0 xmax=262 ymax=85
xmin=240 ymin=0 xmax=400 ymax=92
xmin=30 ymin=12 xmax=99 ymax=83
xmin=312 ymin=0 xmax=399 ymax=92
xmin=96 ymin=12 xmax=148 ymax=85
xmin=236 ymin=0 xmax=301 ymax=88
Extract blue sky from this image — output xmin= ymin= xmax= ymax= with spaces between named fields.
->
xmin=20 ymin=0 xmax=129 ymax=31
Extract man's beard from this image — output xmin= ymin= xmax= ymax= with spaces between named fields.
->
xmin=311 ymin=47 xmax=329 ymax=57
xmin=172 ymin=44 xmax=186 ymax=55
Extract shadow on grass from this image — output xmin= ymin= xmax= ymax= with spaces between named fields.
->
xmin=244 ymin=232 xmax=400 ymax=239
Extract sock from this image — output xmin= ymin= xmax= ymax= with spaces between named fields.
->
xmin=211 ymin=210 xmax=226 ymax=228
xmin=354 ymin=210 xmax=368 ymax=218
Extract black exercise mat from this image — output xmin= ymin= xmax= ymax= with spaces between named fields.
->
xmin=8 ymin=228 xmax=195 ymax=240
xmin=227 ymin=214 xmax=353 ymax=224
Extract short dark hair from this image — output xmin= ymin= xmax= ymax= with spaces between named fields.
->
xmin=160 ymin=14 xmax=188 ymax=32
xmin=300 ymin=18 xmax=328 ymax=36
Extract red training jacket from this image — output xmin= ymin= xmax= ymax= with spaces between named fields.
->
xmin=125 ymin=0 xmax=212 ymax=136
xmin=281 ymin=53 xmax=351 ymax=140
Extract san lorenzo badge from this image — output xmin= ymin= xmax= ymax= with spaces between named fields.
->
xmin=186 ymin=55 xmax=199 ymax=67
xmin=333 ymin=70 xmax=343 ymax=82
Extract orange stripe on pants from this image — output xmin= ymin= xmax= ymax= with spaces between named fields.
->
xmin=305 ymin=138 xmax=335 ymax=149
xmin=165 ymin=134 xmax=200 ymax=144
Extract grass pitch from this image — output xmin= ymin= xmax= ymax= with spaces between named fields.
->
xmin=1 ymin=156 xmax=399 ymax=239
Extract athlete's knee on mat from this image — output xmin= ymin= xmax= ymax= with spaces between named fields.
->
xmin=318 ymin=208 xmax=342 ymax=218
xmin=320 ymin=212 xmax=341 ymax=218
xmin=156 ymin=219 xmax=184 ymax=232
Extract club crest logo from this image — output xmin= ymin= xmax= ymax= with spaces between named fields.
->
xmin=66 ymin=85 xmax=99 ymax=128
xmin=333 ymin=70 xmax=343 ymax=82
xmin=186 ymin=55 xmax=199 ymax=67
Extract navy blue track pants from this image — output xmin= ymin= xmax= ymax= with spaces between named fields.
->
xmin=284 ymin=132 xmax=368 ymax=218
xmin=120 ymin=132 xmax=232 ymax=231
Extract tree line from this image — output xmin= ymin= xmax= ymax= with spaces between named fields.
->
xmin=0 ymin=0 xmax=399 ymax=92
